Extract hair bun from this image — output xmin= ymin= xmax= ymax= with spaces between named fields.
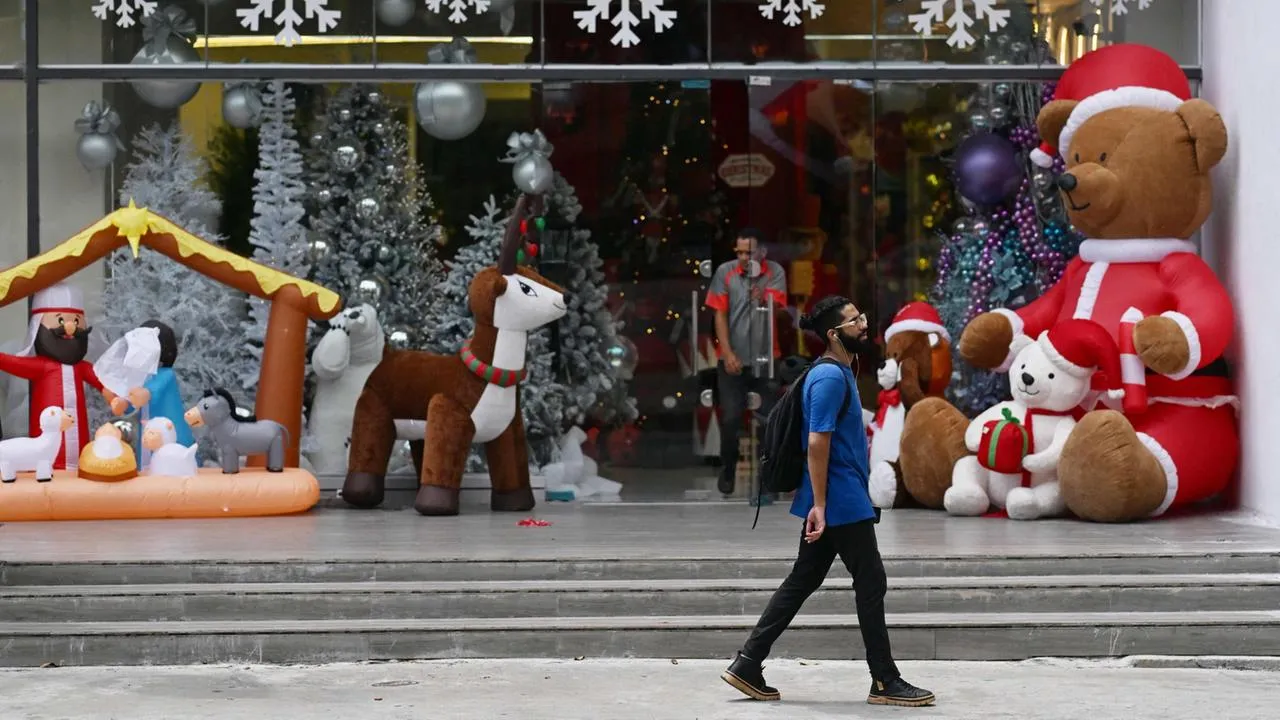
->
xmin=798 ymin=313 xmax=815 ymax=331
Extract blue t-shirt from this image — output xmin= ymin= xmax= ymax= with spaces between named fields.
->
xmin=789 ymin=361 xmax=876 ymax=527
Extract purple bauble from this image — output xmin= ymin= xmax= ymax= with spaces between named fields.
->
xmin=953 ymin=132 xmax=1024 ymax=206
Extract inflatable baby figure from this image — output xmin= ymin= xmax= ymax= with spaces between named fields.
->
xmin=946 ymin=320 xmax=1125 ymax=521
xmin=142 ymin=417 xmax=199 ymax=478
xmin=78 ymin=422 xmax=139 ymax=482
xmin=0 ymin=406 xmax=74 ymax=483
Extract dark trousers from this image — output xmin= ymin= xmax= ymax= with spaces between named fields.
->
xmin=717 ymin=362 xmax=776 ymax=480
xmin=741 ymin=519 xmax=900 ymax=682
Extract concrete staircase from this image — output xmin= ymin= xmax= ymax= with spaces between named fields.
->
xmin=2 ymin=552 xmax=1279 ymax=666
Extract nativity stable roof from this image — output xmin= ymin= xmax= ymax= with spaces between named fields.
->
xmin=0 ymin=200 xmax=341 ymax=320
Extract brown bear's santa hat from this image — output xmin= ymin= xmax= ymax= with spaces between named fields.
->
xmin=1035 ymin=319 xmax=1126 ymax=402
xmin=883 ymin=301 xmax=950 ymax=345
xmin=1030 ymin=44 xmax=1192 ymax=169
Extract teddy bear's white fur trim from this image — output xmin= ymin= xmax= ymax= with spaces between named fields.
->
xmin=991 ymin=308 xmax=1024 ymax=373
xmin=1036 ymin=332 xmax=1090 ymax=378
xmin=1136 ymin=431 xmax=1178 ymax=517
xmin=1159 ymin=311 xmax=1202 ymax=381
xmin=884 ymin=319 xmax=950 ymax=344
xmin=1058 ymin=86 xmax=1185 ymax=163
xmin=1079 ymin=239 xmax=1198 ymax=264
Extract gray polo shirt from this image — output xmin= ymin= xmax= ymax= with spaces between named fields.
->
xmin=706 ymin=259 xmax=788 ymax=368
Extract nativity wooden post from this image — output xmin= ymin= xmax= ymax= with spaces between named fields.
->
xmin=252 ymin=285 xmax=309 ymax=468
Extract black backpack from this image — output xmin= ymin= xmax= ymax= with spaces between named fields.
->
xmin=752 ymin=357 xmax=851 ymax=528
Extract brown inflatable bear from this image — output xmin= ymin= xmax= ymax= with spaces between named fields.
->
xmin=866 ymin=302 xmax=953 ymax=509
xmin=901 ymin=44 xmax=1239 ymax=523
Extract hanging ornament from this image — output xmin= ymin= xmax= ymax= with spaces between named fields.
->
xmin=338 ymin=108 xmax=353 ymax=123
xmin=368 ymin=90 xmax=383 ymax=105
xmin=352 ymin=276 xmax=390 ymax=306
xmin=222 ymin=81 xmax=263 ymax=129
xmin=130 ymin=6 xmax=202 ymax=110
xmin=372 ymin=122 xmax=388 ymax=136
xmin=356 ymin=198 xmax=381 ymax=221
xmin=987 ymin=106 xmax=1010 ymax=126
xmin=315 ymin=188 xmax=333 ymax=204
xmin=415 ymin=38 xmax=486 ymax=141
xmin=376 ymin=0 xmax=416 ymax=26
xmin=500 ymin=129 xmax=555 ymax=195
xmin=307 ymin=238 xmax=332 ymax=263
xmin=73 ymin=101 xmax=125 ymax=171
xmin=386 ymin=326 xmax=412 ymax=349
xmin=383 ymin=163 xmax=400 ymax=178
xmin=375 ymin=244 xmax=401 ymax=272
xmin=953 ymin=132 xmax=1023 ymax=206
xmin=606 ymin=337 xmax=639 ymax=378
xmin=310 ymin=132 xmax=326 ymax=147
xmin=992 ymin=82 xmax=1013 ymax=100
xmin=332 ymin=142 xmax=364 ymax=172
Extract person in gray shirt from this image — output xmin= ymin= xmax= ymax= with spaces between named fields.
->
xmin=705 ymin=229 xmax=788 ymax=495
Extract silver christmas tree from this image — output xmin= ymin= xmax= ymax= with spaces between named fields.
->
xmin=304 ymin=84 xmax=443 ymax=350
xmin=95 ymin=123 xmax=251 ymax=457
xmin=424 ymin=196 xmax=568 ymax=469
xmin=544 ymin=173 xmax=637 ymax=427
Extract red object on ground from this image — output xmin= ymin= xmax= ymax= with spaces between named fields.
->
xmin=518 ymin=517 xmax=553 ymax=527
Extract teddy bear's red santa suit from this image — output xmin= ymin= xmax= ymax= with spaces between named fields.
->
xmin=0 ymin=284 xmax=115 ymax=470
xmin=998 ymin=45 xmax=1237 ymax=517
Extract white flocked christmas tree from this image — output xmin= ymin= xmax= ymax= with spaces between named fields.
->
xmin=304 ymin=84 xmax=443 ymax=350
xmin=239 ymin=80 xmax=313 ymax=446
xmin=93 ymin=123 xmax=251 ymax=453
xmin=423 ymin=195 xmax=568 ymax=469
xmin=544 ymin=173 xmax=637 ymax=427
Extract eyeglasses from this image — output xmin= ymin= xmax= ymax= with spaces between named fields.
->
xmin=835 ymin=313 xmax=868 ymax=329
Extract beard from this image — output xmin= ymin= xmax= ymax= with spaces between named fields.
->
xmin=836 ymin=328 xmax=876 ymax=358
xmin=34 ymin=324 xmax=91 ymax=365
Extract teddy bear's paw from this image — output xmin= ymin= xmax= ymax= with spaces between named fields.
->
xmin=944 ymin=483 xmax=989 ymax=516
xmin=1059 ymin=410 xmax=1167 ymax=523
xmin=868 ymin=462 xmax=898 ymax=508
xmin=1004 ymin=487 xmax=1041 ymax=521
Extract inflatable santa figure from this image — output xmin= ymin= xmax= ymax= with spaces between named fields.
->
xmin=0 ymin=283 xmax=141 ymax=470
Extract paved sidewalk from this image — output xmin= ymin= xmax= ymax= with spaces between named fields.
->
xmin=2 ymin=658 xmax=1278 ymax=719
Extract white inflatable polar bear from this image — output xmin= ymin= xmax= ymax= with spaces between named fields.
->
xmin=542 ymin=426 xmax=622 ymax=500
xmin=944 ymin=319 xmax=1127 ymax=521
xmin=306 ymin=304 xmax=385 ymax=475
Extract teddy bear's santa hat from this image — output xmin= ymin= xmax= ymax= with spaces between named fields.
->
xmin=883 ymin=301 xmax=950 ymax=344
xmin=1030 ymin=44 xmax=1193 ymax=169
xmin=1036 ymin=319 xmax=1125 ymax=400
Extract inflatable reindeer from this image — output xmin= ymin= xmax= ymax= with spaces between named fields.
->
xmin=340 ymin=193 xmax=568 ymax=516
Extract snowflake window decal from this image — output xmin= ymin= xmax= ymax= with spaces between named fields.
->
xmin=909 ymin=0 xmax=1011 ymax=50
xmin=759 ymin=0 xmax=825 ymax=27
xmin=237 ymin=0 xmax=343 ymax=47
xmin=426 ymin=0 xmax=491 ymax=24
xmin=1089 ymin=0 xmax=1153 ymax=16
xmin=574 ymin=0 xmax=678 ymax=49
xmin=91 ymin=0 xmax=158 ymax=28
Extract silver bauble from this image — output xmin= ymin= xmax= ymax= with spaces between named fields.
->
xmin=222 ymin=86 xmax=261 ymax=129
xmin=113 ymin=420 xmax=135 ymax=446
xmin=332 ymin=143 xmax=363 ymax=172
xmin=357 ymin=240 xmax=392 ymax=267
xmin=356 ymin=198 xmax=380 ymax=220
xmin=76 ymin=133 xmax=118 ymax=171
xmin=993 ymin=82 xmax=1012 ymax=99
xmin=308 ymin=238 xmax=331 ymax=263
xmin=414 ymin=81 xmax=486 ymax=141
xmin=352 ymin=276 xmax=390 ymax=306
xmin=953 ymin=217 xmax=974 ymax=236
xmin=511 ymin=155 xmax=554 ymax=194
xmin=1009 ymin=40 xmax=1030 ymax=56
xmin=310 ymin=132 xmax=326 ymax=147
xmin=375 ymin=244 xmax=400 ymax=271
xmin=375 ymin=0 xmax=416 ymax=26
xmin=968 ymin=111 xmax=992 ymax=131
xmin=338 ymin=108 xmax=353 ymax=123
xmin=316 ymin=188 xmax=333 ymax=204
xmin=367 ymin=91 xmax=383 ymax=105
xmin=386 ymin=327 xmax=412 ymax=349
xmin=1033 ymin=169 xmax=1055 ymax=192
xmin=988 ymin=106 xmax=1010 ymax=126
xmin=372 ymin=122 xmax=388 ymax=136
xmin=384 ymin=163 xmax=399 ymax=178
xmin=130 ymin=38 xmax=201 ymax=109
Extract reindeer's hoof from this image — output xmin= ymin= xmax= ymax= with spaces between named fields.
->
xmin=267 ymin=467 xmax=284 ymax=473
xmin=415 ymin=484 xmax=460 ymax=516
xmin=36 ymin=476 xmax=51 ymax=484
xmin=491 ymin=487 xmax=536 ymax=513
xmin=342 ymin=472 xmax=386 ymax=509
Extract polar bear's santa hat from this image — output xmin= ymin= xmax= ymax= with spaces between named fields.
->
xmin=1035 ymin=319 xmax=1126 ymax=401
xmin=1030 ymin=44 xmax=1193 ymax=169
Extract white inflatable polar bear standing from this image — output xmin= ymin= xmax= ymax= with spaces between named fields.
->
xmin=944 ymin=319 xmax=1127 ymax=521
xmin=306 ymin=304 xmax=385 ymax=476
xmin=542 ymin=426 xmax=622 ymax=500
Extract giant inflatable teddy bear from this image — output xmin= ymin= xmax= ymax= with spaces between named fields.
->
xmin=901 ymin=44 xmax=1239 ymax=523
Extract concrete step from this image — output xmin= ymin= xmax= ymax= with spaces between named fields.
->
xmin=4 ymin=574 xmax=1278 ymax=622
xmin=2 ymin=610 xmax=1279 ymax=666
xmin=4 ymin=550 xmax=1278 ymax=586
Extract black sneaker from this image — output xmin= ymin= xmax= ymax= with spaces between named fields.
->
xmin=868 ymin=677 xmax=935 ymax=707
xmin=721 ymin=652 xmax=780 ymax=701
xmin=717 ymin=470 xmax=735 ymax=496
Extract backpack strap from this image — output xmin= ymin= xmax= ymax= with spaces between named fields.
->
xmin=812 ymin=357 xmax=854 ymax=422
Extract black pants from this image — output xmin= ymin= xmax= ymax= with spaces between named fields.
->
xmin=717 ymin=363 xmax=777 ymax=481
xmin=741 ymin=519 xmax=900 ymax=682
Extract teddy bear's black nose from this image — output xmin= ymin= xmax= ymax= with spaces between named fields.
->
xmin=1021 ymin=372 xmax=1036 ymax=386
xmin=1056 ymin=173 xmax=1078 ymax=191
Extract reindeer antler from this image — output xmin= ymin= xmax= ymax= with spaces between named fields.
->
xmin=498 ymin=194 xmax=532 ymax=275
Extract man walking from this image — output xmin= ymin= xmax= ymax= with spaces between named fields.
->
xmin=721 ymin=295 xmax=935 ymax=707
xmin=705 ymin=229 xmax=787 ymax=496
